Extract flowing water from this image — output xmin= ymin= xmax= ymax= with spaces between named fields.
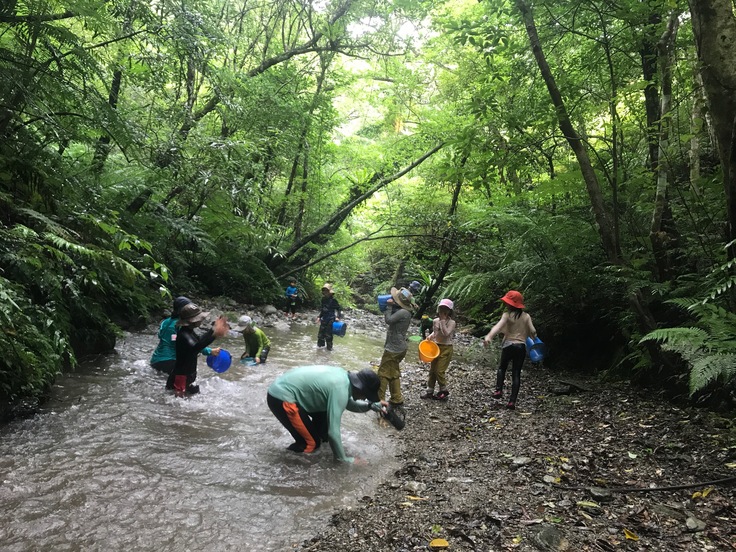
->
xmin=0 ymin=318 xmax=402 ymax=551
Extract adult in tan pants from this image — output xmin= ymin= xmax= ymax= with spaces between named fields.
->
xmin=377 ymin=286 xmax=414 ymax=411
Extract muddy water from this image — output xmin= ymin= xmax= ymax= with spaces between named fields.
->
xmin=0 ymin=318 xmax=402 ymax=551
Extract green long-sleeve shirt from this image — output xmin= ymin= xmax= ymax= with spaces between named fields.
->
xmin=243 ymin=326 xmax=271 ymax=358
xmin=267 ymin=365 xmax=372 ymax=463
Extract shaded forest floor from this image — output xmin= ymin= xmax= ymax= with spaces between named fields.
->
xmin=302 ymin=331 xmax=736 ymax=551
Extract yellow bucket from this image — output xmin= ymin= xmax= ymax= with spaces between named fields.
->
xmin=418 ymin=340 xmax=440 ymax=363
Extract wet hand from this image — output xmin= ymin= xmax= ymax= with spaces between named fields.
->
xmin=211 ymin=347 xmax=221 ymax=355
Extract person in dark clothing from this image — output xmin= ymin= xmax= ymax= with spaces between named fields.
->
xmin=165 ymin=303 xmax=229 ymax=396
xmin=150 ymin=296 xmax=218 ymax=374
xmin=316 ymin=283 xmax=342 ymax=351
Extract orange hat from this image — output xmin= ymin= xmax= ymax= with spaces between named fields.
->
xmin=500 ymin=290 xmax=524 ymax=309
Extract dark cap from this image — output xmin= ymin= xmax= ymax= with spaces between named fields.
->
xmin=172 ymin=296 xmax=192 ymax=317
xmin=348 ymin=368 xmax=380 ymax=403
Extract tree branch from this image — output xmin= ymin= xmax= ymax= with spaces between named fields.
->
xmin=0 ymin=11 xmax=76 ymax=24
xmin=276 ymin=232 xmax=432 ymax=279
xmin=282 ymin=142 xmax=445 ymax=262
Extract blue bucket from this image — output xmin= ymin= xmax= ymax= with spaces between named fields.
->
xmin=525 ymin=337 xmax=547 ymax=364
xmin=332 ymin=320 xmax=347 ymax=337
xmin=377 ymin=294 xmax=391 ymax=312
xmin=207 ymin=349 xmax=232 ymax=373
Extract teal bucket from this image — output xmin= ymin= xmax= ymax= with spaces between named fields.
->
xmin=377 ymin=294 xmax=391 ymax=312
xmin=332 ymin=320 xmax=347 ymax=337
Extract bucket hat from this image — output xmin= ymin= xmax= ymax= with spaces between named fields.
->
xmin=177 ymin=303 xmax=209 ymax=326
xmin=390 ymin=287 xmax=414 ymax=311
xmin=438 ymin=298 xmax=454 ymax=311
xmin=322 ymin=283 xmax=334 ymax=294
xmin=348 ymin=368 xmax=380 ymax=403
xmin=500 ymin=290 xmax=524 ymax=309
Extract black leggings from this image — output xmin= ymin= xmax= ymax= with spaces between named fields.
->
xmin=496 ymin=343 xmax=526 ymax=403
xmin=317 ymin=320 xmax=334 ymax=349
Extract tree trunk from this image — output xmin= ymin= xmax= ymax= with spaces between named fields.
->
xmin=276 ymin=53 xmax=333 ymax=229
xmin=688 ymin=0 xmax=736 ymax=260
xmin=690 ymin=71 xmax=702 ymax=195
xmin=417 ymin=155 xmax=465 ymax=317
xmin=650 ymin=12 xmax=680 ymax=282
xmin=91 ymin=67 xmax=122 ymax=174
xmin=640 ymin=12 xmax=662 ymax=171
xmin=514 ymin=0 xmax=620 ymax=263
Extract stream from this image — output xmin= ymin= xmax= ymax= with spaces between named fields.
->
xmin=0 ymin=316 xmax=403 ymax=551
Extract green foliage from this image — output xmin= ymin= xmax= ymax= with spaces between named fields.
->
xmin=1 ymin=0 xmax=735 ymax=412
xmin=641 ymin=248 xmax=736 ymax=395
xmin=0 ymin=275 xmax=68 ymax=405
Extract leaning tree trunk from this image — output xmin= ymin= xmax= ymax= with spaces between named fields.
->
xmin=688 ymin=0 xmax=736 ymax=262
xmin=515 ymin=0 xmax=674 ymax=375
xmin=417 ymin=154 xmax=465 ymax=317
xmin=514 ymin=0 xmax=620 ymax=263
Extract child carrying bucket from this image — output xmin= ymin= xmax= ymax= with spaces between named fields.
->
xmin=483 ymin=290 xmax=537 ymax=410
xmin=421 ymin=299 xmax=456 ymax=401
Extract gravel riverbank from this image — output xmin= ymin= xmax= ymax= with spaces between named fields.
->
xmin=297 ymin=325 xmax=736 ymax=552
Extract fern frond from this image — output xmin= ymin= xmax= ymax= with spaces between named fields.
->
xmin=15 ymin=208 xmax=77 ymax=239
xmin=667 ymin=297 xmax=702 ymax=311
xmin=640 ymin=327 xmax=709 ymax=351
xmin=43 ymin=232 xmax=99 ymax=260
xmin=689 ymin=354 xmax=736 ymax=394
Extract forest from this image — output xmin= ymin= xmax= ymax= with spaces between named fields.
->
xmin=1 ymin=0 xmax=735 ymax=416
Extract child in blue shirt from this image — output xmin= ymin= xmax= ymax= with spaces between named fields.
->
xmin=285 ymin=279 xmax=299 ymax=320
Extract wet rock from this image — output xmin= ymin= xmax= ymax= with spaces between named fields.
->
xmin=533 ymin=524 xmax=569 ymax=551
xmin=404 ymin=481 xmax=426 ymax=493
xmin=588 ymin=487 xmax=613 ymax=502
xmin=651 ymin=503 xmax=686 ymax=521
xmin=511 ymin=456 xmax=533 ymax=467
xmin=685 ymin=516 xmax=706 ymax=532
